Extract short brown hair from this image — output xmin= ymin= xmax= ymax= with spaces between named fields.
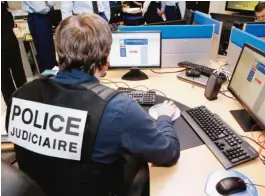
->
xmin=55 ymin=14 xmax=112 ymax=72
xmin=255 ymin=2 xmax=265 ymax=12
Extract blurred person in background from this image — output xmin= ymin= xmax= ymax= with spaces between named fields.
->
xmin=22 ymin=1 xmax=58 ymax=73
xmin=159 ymin=1 xmax=186 ymax=21
xmin=1 ymin=1 xmax=27 ymax=104
xmin=255 ymin=2 xmax=265 ymax=22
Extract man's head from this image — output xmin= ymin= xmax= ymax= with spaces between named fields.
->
xmin=255 ymin=2 xmax=265 ymax=22
xmin=55 ymin=14 xmax=112 ymax=76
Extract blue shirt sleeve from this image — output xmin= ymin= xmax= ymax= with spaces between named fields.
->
xmin=121 ymin=99 xmax=180 ymax=166
xmin=22 ymin=1 xmax=51 ymax=14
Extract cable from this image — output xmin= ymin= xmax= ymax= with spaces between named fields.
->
xmin=132 ymin=85 xmax=150 ymax=91
xmin=150 ymin=89 xmax=167 ymax=97
xmin=100 ymin=79 xmax=131 ymax=89
xmin=240 ymin=135 xmax=265 ymax=150
xmin=220 ymin=63 xmax=228 ymax=69
xmin=219 ymin=91 xmax=236 ymax=100
xmin=150 ymin=68 xmax=186 ymax=74
xmin=245 ymin=183 xmax=265 ymax=188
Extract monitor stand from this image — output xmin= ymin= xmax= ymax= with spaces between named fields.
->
xmin=230 ymin=109 xmax=263 ymax=132
xmin=122 ymin=68 xmax=148 ymax=81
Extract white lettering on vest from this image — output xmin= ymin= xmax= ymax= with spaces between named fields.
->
xmin=8 ymin=98 xmax=87 ymax=161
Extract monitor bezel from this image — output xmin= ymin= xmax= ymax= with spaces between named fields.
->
xmin=225 ymin=1 xmax=259 ymax=14
xmin=109 ymin=31 xmax=162 ymax=69
xmin=145 ymin=19 xmax=187 ymax=26
xmin=228 ymin=43 xmax=265 ymax=128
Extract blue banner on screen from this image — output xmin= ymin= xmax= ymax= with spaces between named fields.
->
xmin=256 ymin=62 xmax=265 ymax=75
xmin=124 ymin=39 xmax=148 ymax=45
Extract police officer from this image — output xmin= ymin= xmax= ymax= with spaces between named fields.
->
xmin=1 ymin=1 xmax=27 ymax=104
xmin=61 ymin=1 xmax=111 ymax=22
xmin=22 ymin=1 xmax=58 ymax=73
xmin=6 ymin=14 xmax=180 ymax=196
xmin=159 ymin=1 xmax=186 ymax=21
xmin=142 ymin=1 xmax=163 ymax=24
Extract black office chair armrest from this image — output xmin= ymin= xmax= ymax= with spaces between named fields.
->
xmin=1 ymin=160 xmax=47 ymax=196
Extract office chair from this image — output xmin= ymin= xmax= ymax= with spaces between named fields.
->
xmin=1 ymin=160 xmax=47 ymax=196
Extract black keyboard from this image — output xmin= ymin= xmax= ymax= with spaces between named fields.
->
xmin=117 ymin=88 xmax=156 ymax=106
xmin=178 ymin=61 xmax=215 ymax=77
xmin=182 ymin=106 xmax=259 ymax=169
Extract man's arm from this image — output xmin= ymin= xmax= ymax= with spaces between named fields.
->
xmin=46 ymin=1 xmax=56 ymax=8
xmin=178 ymin=1 xmax=186 ymax=19
xmin=161 ymin=1 xmax=166 ymax=12
xmin=121 ymin=100 xmax=180 ymax=166
xmin=101 ymin=1 xmax=111 ymax=22
xmin=61 ymin=1 xmax=74 ymax=20
xmin=142 ymin=1 xmax=151 ymax=16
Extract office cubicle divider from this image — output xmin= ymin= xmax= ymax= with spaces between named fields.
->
xmin=118 ymin=25 xmax=214 ymax=68
xmin=243 ymin=23 xmax=265 ymax=40
xmin=227 ymin=27 xmax=265 ymax=73
xmin=193 ymin=11 xmax=222 ymax=62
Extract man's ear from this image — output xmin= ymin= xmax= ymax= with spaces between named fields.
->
xmin=102 ymin=55 xmax=110 ymax=71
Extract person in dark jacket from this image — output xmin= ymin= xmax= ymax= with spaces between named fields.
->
xmin=5 ymin=13 xmax=180 ymax=196
xmin=1 ymin=1 xmax=27 ymax=104
xmin=22 ymin=1 xmax=58 ymax=73
xmin=143 ymin=1 xmax=163 ymax=24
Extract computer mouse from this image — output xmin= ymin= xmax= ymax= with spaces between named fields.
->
xmin=216 ymin=177 xmax=247 ymax=195
xmin=185 ymin=69 xmax=201 ymax=77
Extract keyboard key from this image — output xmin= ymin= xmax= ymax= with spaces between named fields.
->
xmin=238 ymin=155 xmax=246 ymax=160
xmin=231 ymin=158 xmax=239 ymax=163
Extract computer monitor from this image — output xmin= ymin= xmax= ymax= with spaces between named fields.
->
xmin=210 ymin=13 xmax=255 ymax=55
xmin=210 ymin=13 xmax=255 ymax=31
xmin=225 ymin=1 xmax=259 ymax=15
xmin=184 ymin=9 xmax=194 ymax=25
xmin=109 ymin=31 xmax=161 ymax=80
xmin=245 ymin=21 xmax=265 ymax=25
xmin=228 ymin=43 xmax=265 ymax=132
xmin=145 ymin=19 xmax=187 ymax=26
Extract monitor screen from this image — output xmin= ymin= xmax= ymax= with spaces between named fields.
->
xmin=110 ymin=32 xmax=161 ymax=68
xmin=228 ymin=44 xmax=265 ymax=126
xmin=226 ymin=1 xmax=259 ymax=12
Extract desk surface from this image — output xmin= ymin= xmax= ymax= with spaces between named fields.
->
xmin=1 ymin=67 xmax=264 ymax=195
xmin=103 ymin=68 xmax=265 ymax=196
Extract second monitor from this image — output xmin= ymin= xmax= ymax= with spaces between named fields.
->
xmin=110 ymin=31 xmax=161 ymax=81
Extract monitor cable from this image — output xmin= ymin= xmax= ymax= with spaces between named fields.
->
xmin=100 ymin=79 xmax=131 ymax=89
xmin=219 ymin=91 xmax=236 ymax=100
xmin=240 ymin=136 xmax=265 ymax=150
xmin=150 ymin=68 xmax=186 ymax=74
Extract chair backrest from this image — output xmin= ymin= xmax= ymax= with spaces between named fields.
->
xmin=1 ymin=160 xmax=47 ymax=196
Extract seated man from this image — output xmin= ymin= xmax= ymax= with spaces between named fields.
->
xmin=255 ymin=2 xmax=265 ymax=22
xmin=5 ymin=14 xmax=180 ymax=196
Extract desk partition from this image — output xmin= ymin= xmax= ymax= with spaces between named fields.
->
xmin=227 ymin=27 xmax=265 ymax=73
xmin=118 ymin=25 xmax=214 ymax=67
xmin=193 ymin=11 xmax=222 ymax=62
xmin=243 ymin=23 xmax=265 ymax=40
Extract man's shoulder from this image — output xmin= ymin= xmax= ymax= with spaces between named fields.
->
xmin=107 ymin=93 xmax=133 ymax=110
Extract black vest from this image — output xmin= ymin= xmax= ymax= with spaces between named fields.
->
xmin=6 ymin=78 xmax=125 ymax=196
xmin=144 ymin=1 xmax=163 ymax=24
